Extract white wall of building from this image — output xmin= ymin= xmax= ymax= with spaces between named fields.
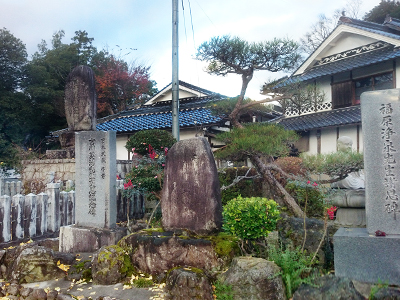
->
xmin=321 ymin=127 xmax=337 ymax=153
xmin=323 ymin=34 xmax=377 ymax=57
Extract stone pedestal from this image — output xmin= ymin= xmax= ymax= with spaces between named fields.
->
xmin=334 ymin=228 xmax=400 ymax=284
xmin=59 ymin=225 xmax=127 ymax=253
xmin=331 ymin=190 xmax=366 ymax=227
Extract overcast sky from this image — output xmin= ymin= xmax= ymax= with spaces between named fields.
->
xmin=1 ymin=0 xmax=380 ymax=100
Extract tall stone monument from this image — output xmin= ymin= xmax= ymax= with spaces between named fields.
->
xmin=161 ymin=137 xmax=222 ymax=234
xmin=334 ymin=89 xmax=400 ymax=284
xmin=59 ymin=66 xmax=124 ymax=253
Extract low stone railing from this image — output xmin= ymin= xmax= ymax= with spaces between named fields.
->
xmin=0 ymin=183 xmax=75 ymax=243
xmin=0 ymin=179 xmax=23 ymax=197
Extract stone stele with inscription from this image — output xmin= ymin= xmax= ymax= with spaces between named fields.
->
xmin=74 ymin=131 xmax=116 ymax=228
xmin=334 ymin=89 xmax=400 ymax=285
xmin=64 ymin=65 xmax=97 ymax=131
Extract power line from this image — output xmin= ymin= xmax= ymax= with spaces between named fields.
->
xmin=187 ymin=0 xmax=196 ymax=50
xmin=181 ymin=0 xmax=188 ymax=43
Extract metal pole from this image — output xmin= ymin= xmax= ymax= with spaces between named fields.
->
xmin=172 ymin=0 xmax=180 ymax=140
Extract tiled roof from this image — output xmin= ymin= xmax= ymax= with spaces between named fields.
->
xmin=277 ymin=17 xmax=400 ymax=87
xmin=96 ymin=95 xmax=224 ymax=133
xmin=281 ymin=45 xmax=400 ymax=85
xmin=275 ymin=105 xmax=361 ymax=131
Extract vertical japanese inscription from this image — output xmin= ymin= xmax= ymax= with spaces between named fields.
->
xmin=88 ymin=138 xmax=96 ymax=216
xmin=380 ymin=103 xmax=399 ymax=218
xmin=100 ymin=137 xmax=108 ymax=222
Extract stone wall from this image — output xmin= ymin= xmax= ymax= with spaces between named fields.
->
xmin=21 ymin=159 xmax=134 ymax=185
xmin=22 ymin=159 xmax=76 ymax=184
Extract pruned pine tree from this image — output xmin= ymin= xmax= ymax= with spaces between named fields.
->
xmin=196 ymin=35 xmax=305 ymax=217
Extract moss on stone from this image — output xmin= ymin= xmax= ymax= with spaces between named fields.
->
xmin=205 ymin=232 xmax=240 ymax=258
xmin=97 ymin=245 xmax=135 ymax=277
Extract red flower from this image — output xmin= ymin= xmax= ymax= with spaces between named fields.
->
xmin=327 ymin=206 xmax=337 ymax=220
xmin=307 ymin=180 xmax=311 ymax=184
xmin=124 ymin=180 xmax=133 ymax=190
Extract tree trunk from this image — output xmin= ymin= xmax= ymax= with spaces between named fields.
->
xmin=229 ymin=71 xmax=253 ymax=128
xmin=250 ymin=155 xmax=304 ymax=217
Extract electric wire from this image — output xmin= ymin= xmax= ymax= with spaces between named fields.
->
xmin=181 ymin=0 xmax=188 ymax=43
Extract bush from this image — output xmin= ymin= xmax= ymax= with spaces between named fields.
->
xmin=275 ymin=157 xmax=306 ymax=177
xmin=218 ymin=167 xmax=263 ymax=205
xmin=285 ymin=180 xmax=325 ymax=218
xmin=125 ymin=129 xmax=176 ymax=156
xmin=267 ymin=245 xmax=315 ymax=299
xmin=222 ymin=196 xmax=280 ymax=240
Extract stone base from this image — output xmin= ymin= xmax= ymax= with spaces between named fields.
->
xmin=335 ymin=208 xmax=366 ymax=227
xmin=334 ymin=227 xmax=400 ymax=284
xmin=59 ymin=225 xmax=127 ymax=253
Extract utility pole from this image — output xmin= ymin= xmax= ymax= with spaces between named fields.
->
xmin=172 ymin=0 xmax=180 ymax=140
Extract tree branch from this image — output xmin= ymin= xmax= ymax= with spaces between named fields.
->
xmin=220 ymin=168 xmax=261 ymax=191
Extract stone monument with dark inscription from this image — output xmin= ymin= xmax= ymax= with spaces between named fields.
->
xmin=161 ymin=137 xmax=222 ymax=234
xmin=334 ymin=89 xmax=400 ymax=285
xmin=65 ymin=65 xmax=97 ymax=132
xmin=59 ymin=66 xmax=124 ymax=253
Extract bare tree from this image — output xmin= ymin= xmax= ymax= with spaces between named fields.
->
xmin=300 ymin=0 xmax=363 ymax=54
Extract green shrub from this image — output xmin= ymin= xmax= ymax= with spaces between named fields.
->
xmin=213 ymin=280 xmax=234 ymax=300
xmin=285 ymin=180 xmax=325 ymax=217
xmin=267 ymin=245 xmax=315 ymax=299
xmin=125 ymin=129 xmax=176 ymax=156
xmin=218 ymin=167 xmax=263 ymax=205
xmin=222 ymin=196 xmax=280 ymax=240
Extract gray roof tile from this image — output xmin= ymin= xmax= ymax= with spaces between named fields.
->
xmin=275 ymin=105 xmax=361 ymax=131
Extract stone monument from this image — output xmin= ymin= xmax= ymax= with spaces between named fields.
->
xmin=161 ymin=137 xmax=222 ymax=234
xmin=334 ymin=89 xmax=400 ymax=284
xmin=59 ymin=66 xmax=125 ymax=253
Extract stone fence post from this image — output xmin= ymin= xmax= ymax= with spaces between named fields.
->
xmin=0 ymin=195 xmax=11 ymax=242
xmin=37 ymin=192 xmax=48 ymax=235
xmin=67 ymin=191 xmax=75 ymax=225
xmin=11 ymin=194 xmax=24 ymax=240
xmin=24 ymin=193 xmax=37 ymax=238
xmin=46 ymin=183 xmax=60 ymax=232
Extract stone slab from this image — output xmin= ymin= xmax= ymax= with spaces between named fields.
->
xmin=75 ymin=131 xmax=116 ymax=228
xmin=361 ymin=89 xmax=400 ymax=234
xmin=59 ymin=225 xmax=127 ymax=253
xmin=334 ymin=227 xmax=400 ymax=284
xmin=161 ymin=137 xmax=222 ymax=234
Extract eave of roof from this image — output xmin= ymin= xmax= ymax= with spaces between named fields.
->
xmin=274 ymin=105 xmax=361 ymax=131
xmin=293 ymin=17 xmax=400 ymax=77
xmin=96 ymin=107 xmax=223 ymax=133
xmin=277 ymin=45 xmax=400 ymax=86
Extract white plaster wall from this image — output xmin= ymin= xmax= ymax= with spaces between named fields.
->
xmin=116 ymin=135 xmax=130 ymax=160
xmin=150 ymin=90 xmax=198 ymax=102
xmin=308 ymin=129 xmax=318 ymax=155
xmin=317 ymin=77 xmax=332 ymax=103
xmin=321 ymin=127 xmax=337 ymax=154
xmin=323 ymin=34 xmax=377 ymax=57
